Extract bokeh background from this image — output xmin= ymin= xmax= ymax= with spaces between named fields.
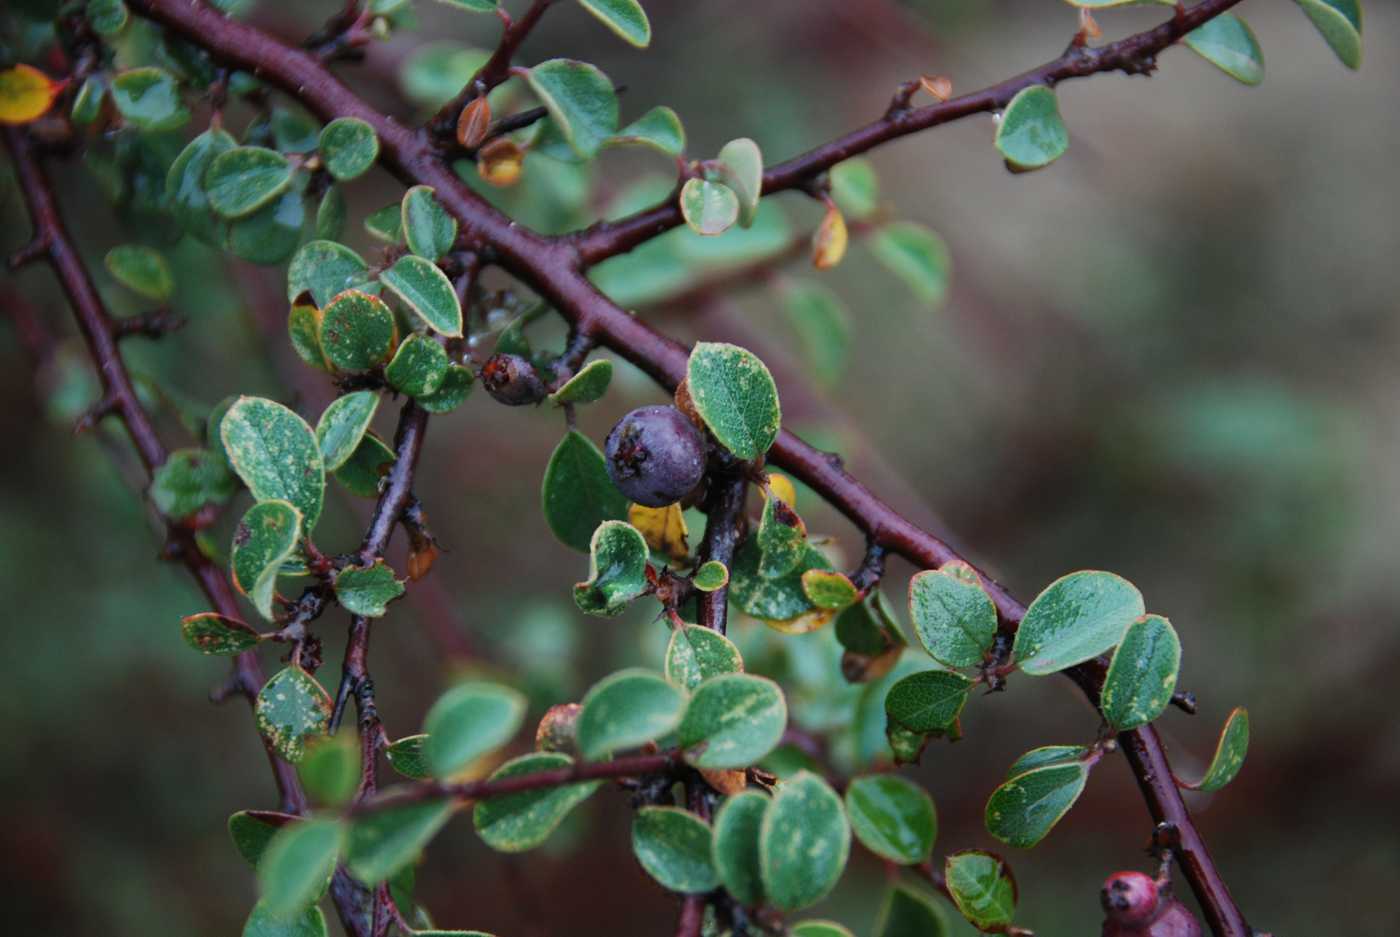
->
xmin=3 ymin=0 xmax=1399 ymax=934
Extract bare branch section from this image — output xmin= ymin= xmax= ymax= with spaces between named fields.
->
xmin=79 ymin=2 xmax=1251 ymax=933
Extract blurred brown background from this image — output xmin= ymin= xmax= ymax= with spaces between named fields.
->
xmin=3 ymin=0 xmax=1399 ymax=933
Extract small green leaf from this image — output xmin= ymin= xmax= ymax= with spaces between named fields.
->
xmin=334 ymin=432 xmax=396 ymax=497
xmin=909 ymin=567 xmax=997 ymax=669
xmin=1184 ymin=13 xmax=1265 ymax=85
xmin=229 ymin=810 xmax=294 ymax=867
xmin=299 ymin=733 xmax=360 ymax=807
xmin=730 ymin=535 xmax=831 ymax=623
xmin=577 ymin=668 xmax=686 ymax=760
xmin=365 ymin=203 xmax=404 ymax=244
xmin=548 ymin=359 xmax=613 ymax=406
xmin=242 ymin=902 xmax=327 ymax=937
xmin=287 ymin=241 xmax=371 ymax=308
xmin=875 ymin=884 xmax=947 ymax=937
xmin=182 ymin=612 xmax=261 ymax=655
xmin=686 ymin=342 xmax=781 ymax=461
xmin=608 ymin=105 xmax=684 ymax=156
xmin=1179 ymin=706 xmax=1249 ymax=793
xmin=385 ymin=334 xmax=450 ymax=398
xmin=1295 ymin=0 xmax=1362 ymax=70
xmin=711 ymin=790 xmax=769 ymax=905
xmin=781 ymin=280 xmax=849 ymax=387
xmin=757 ymin=493 xmax=807 ymax=579
xmin=543 ymin=430 xmax=631 ymax=551
xmin=401 ymin=185 xmax=458 ymax=262
xmin=150 ymin=447 xmax=236 ymax=520
xmin=316 ymin=185 xmax=346 ymax=240
xmin=473 ymin=752 xmax=602 ymax=851
xmin=380 ymin=255 xmax=464 ymax=338
xmin=984 ymin=762 xmax=1088 ymax=848
xmin=1005 ymin=745 xmax=1088 ymax=779
xmin=320 ymin=290 xmax=398 ymax=372
xmin=573 ymin=520 xmax=650 ymax=615
xmin=425 ymin=682 xmax=527 ymax=777
xmin=385 ymin=734 xmax=431 ymax=780
xmin=258 ymin=818 xmax=345 ymax=917
xmin=716 ymin=137 xmax=763 ymax=228
xmin=334 ymin=560 xmax=405 ymax=618
xmin=271 ymin=107 xmax=321 ymax=154
xmin=885 ymin=670 xmax=971 ymax=734
xmin=104 ymin=244 xmax=173 ymax=301
xmin=578 ymin=0 xmax=651 ymax=47
xmin=88 ymin=0 xmax=129 ymax=36
xmin=526 ymin=59 xmax=618 ymax=158
xmin=678 ymin=673 xmax=786 ymax=769
xmin=316 ymin=391 xmax=379 ymax=472
xmin=945 ymin=850 xmax=1017 ymax=931
xmin=256 ymin=666 xmax=333 ymax=763
xmin=206 ymin=146 xmax=294 ymax=219
xmin=870 ymin=222 xmax=951 ymax=306
xmin=759 ymin=770 xmax=849 ymax=911
xmin=70 ymin=74 xmax=105 ymax=125
xmin=318 ymin=117 xmax=379 ymax=181
xmin=692 ymin=560 xmax=729 ymax=592
xmin=836 ymin=590 xmax=906 ymax=656
xmin=679 ymin=178 xmax=739 ymax=236
xmin=801 ymin=570 xmax=858 ymax=611
xmin=347 ymin=799 xmax=454 ymax=885
xmin=227 ymin=189 xmax=305 ymax=266
xmin=844 ymin=773 xmax=937 ymax=865
xmin=791 ymin=924 xmax=855 ymax=937
xmin=1101 ymin=614 xmax=1180 ymax=731
xmin=1012 ymin=571 xmax=1145 ymax=675
xmin=995 ymin=85 xmax=1069 ymax=171
xmin=417 ymin=364 xmax=475 ymax=413
xmin=232 ymin=500 xmax=302 ymax=621
xmin=665 ymin=625 xmax=742 ymax=691
xmin=632 ymin=807 xmax=717 ymax=893
xmin=222 ymin=396 xmax=326 ymax=530
xmin=110 ymin=67 xmax=189 ymax=131
xmin=830 ymin=158 xmax=878 ymax=220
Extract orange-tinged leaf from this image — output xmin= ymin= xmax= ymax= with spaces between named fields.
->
xmin=457 ymin=96 xmax=492 ymax=150
xmin=765 ymin=473 xmax=797 ymax=508
xmin=812 ymin=202 xmax=848 ymax=270
xmin=919 ymin=75 xmax=953 ymax=103
xmin=628 ymin=501 xmax=690 ymax=562
xmin=760 ymin=607 xmax=835 ymax=635
xmin=478 ymin=137 xmax=523 ymax=187
xmin=0 ymin=65 xmax=60 ymax=125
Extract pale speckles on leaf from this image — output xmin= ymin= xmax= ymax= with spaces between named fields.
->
xmin=255 ymin=667 xmax=333 ymax=764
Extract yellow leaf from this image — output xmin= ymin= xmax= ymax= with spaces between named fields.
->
xmin=0 ymin=64 xmax=60 ymax=126
xmin=628 ymin=501 xmax=689 ymax=561
xmin=759 ymin=607 xmax=835 ymax=635
xmin=477 ymin=137 xmax=523 ymax=187
xmin=811 ymin=202 xmax=848 ymax=270
xmin=765 ymin=473 xmax=797 ymax=508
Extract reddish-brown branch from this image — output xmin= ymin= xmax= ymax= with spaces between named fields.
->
xmin=675 ymin=894 xmax=705 ymax=937
xmin=694 ymin=471 xmax=747 ymax=634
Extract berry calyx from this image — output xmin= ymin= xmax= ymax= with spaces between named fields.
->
xmin=604 ymin=405 xmax=706 ymax=508
xmin=1101 ymin=871 xmax=1159 ymax=927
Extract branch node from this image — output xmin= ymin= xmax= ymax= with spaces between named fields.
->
xmin=8 ymin=236 xmax=51 ymax=270
xmin=74 ymin=393 xmax=119 ymax=434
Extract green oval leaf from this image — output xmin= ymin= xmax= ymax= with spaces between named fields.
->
xmin=299 ymin=733 xmax=360 ymax=807
xmin=573 ymin=520 xmax=650 ymax=615
xmin=365 ymin=203 xmax=404 ymax=244
xmin=110 ymin=67 xmax=189 ymax=131
xmin=1184 ymin=13 xmax=1265 ymax=85
xmin=166 ymin=127 xmax=235 ymax=243
xmin=182 ymin=612 xmax=262 ymax=655
xmin=686 ymin=342 xmax=781 ymax=461
xmin=995 ymin=85 xmax=1068 ymax=171
xmin=791 ymin=923 xmax=855 ymax=937
xmin=150 ymin=447 xmax=237 ymax=520
xmin=576 ymin=668 xmax=686 ymax=760
xmin=1006 ymin=745 xmax=1088 ymax=780
xmin=206 ymin=146 xmax=293 ymax=219
xmin=836 ymin=590 xmax=906 ymax=656
xmin=526 ymin=59 xmax=618 ymax=158
xmin=258 ymin=817 xmax=345 ymax=917
xmin=104 ymin=244 xmax=173 ymax=301
xmin=757 ymin=493 xmax=807 ymax=579
xmin=717 ymin=137 xmax=763 ymax=228
xmin=801 ymin=570 xmax=858 ymax=611
xmin=608 ymin=105 xmax=684 ymax=157
xmin=287 ymin=240 xmax=371 ymax=308
xmin=386 ymin=333 xmax=451 ymax=398
xmin=228 ymin=188 xmax=305 ymax=266
xmin=711 ymin=790 xmax=769 ymax=906
xmin=1012 ymin=571 xmax=1145 ymax=675
xmin=548 ymin=358 xmax=613 ymax=406
xmin=334 ymin=432 xmax=396 ymax=497
xmin=347 ymin=799 xmax=454 ymax=885
xmin=632 ymin=806 xmax=718 ymax=893
xmin=759 ymin=770 xmax=849 ymax=911
xmin=984 ymin=762 xmax=1088 ymax=848
xmin=255 ymin=666 xmax=333 ymax=763
xmin=424 ymin=681 xmax=527 ymax=777
xmin=945 ymin=849 xmax=1017 ymax=931
xmin=222 ymin=396 xmax=326 ymax=530
xmin=844 ymin=773 xmax=937 ymax=865
xmin=316 ymin=391 xmax=379 ymax=472
xmin=1296 ymin=0 xmax=1362 ymax=70
xmin=1101 ymin=614 xmax=1180 ymax=731
xmin=229 ymin=810 xmax=295 ymax=867
xmin=334 ymin=559 xmax=405 ymax=618
xmin=318 ymin=117 xmax=379 ymax=181
xmin=417 ymin=363 xmax=475 ymax=413
xmin=875 ymin=883 xmax=947 ymax=937
xmin=385 ymin=734 xmax=431 ymax=780
xmin=380 ymin=255 xmax=464 ymax=338
xmin=401 ymin=185 xmax=459 ymax=262
xmin=320 ymin=290 xmax=397 ymax=372
xmin=232 ymin=500 xmax=302 ymax=621
xmin=88 ymin=0 xmax=129 ymax=35
xmin=473 ymin=752 xmax=603 ymax=852
xmin=870 ymin=222 xmax=951 ymax=307
xmin=730 ymin=535 xmax=831 ymax=623
xmin=665 ymin=625 xmax=743 ymax=691
xmin=885 ymin=669 xmax=970 ymax=734
xmin=70 ymin=74 xmax=105 ymax=125
xmin=316 ymin=185 xmax=346 ymax=240
xmin=578 ymin=0 xmax=651 ymax=47
xmin=830 ymin=158 xmax=878 ymax=220
xmin=678 ymin=673 xmax=786 ymax=770
xmin=679 ymin=178 xmax=739 ymax=236
xmin=692 ymin=560 xmax=729 ymax=592
xmin=1179 ymin=706 xmax=1249 ymax=792
xmin=909 ymin=568 xmax=997 ymax=668
xmin=243 ymin=901 xmax=327 ymax=937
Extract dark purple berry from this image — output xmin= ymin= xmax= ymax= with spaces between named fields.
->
xmin=604 ymin=405 xmax=706 ymax=507
xmin=482 ymin=353 xmax=545 ymax=406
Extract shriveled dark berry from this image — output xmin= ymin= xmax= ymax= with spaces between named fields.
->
xmin=605 ymin=405 xmax=706 ymax=507
xmin=481 ymin=353 xmax=545 ymax=406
